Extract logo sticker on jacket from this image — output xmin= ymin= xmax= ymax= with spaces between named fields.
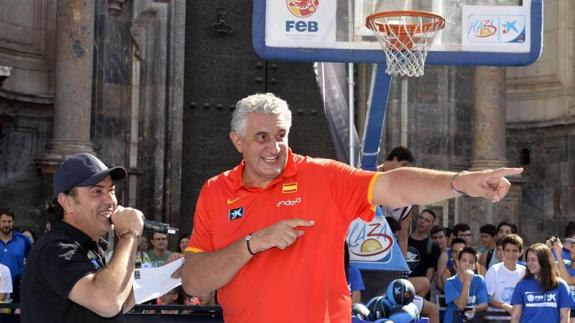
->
xmin=87 ymin=249 xmax=104 ymax=270
xmin=276 ymin=197 xmax=302 ymax=207
xmin=282 ymin=182 xmax=298 ymax=193
xmin=226 ymin=196 xmax=242 ymax=204
xmin=228 ymin=207 xmax=244 ymax=221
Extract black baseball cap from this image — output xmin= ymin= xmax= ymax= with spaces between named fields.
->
xmin=53 ymin=153 xmax=127 ymax=196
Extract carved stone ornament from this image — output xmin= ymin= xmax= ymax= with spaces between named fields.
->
xmin=130 ymin=25 xmax=145 ymax=61
xmin=211 ymin=8 xmax=234 ymax=34
xmin=108 ymin=0 xmax=126 ymax=16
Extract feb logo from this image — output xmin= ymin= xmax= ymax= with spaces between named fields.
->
xmin=287 ymin=0 xmax=319 ymax=18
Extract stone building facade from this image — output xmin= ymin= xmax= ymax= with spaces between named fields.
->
xmin=0 ymin=0 xmax=573 ymax=247
xmin=0 ymin=0 xmax=336 ymax=238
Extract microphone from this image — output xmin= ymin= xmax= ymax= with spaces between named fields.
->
xmin=144 ymin=220 xmax=178 ymax=235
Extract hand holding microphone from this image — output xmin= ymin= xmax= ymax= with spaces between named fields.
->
xmin=143 ymin=219 xmax=178 ymax=235
xmin=111 ymin=205 xmax=145 ymax=237
xmin=111 ymin=206 xmax=178 ymax=236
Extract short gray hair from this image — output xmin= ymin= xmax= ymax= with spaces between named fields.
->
xmin=231 ymin=93 xmax=292 ymax=136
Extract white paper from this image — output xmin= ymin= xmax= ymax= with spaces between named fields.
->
xmin=133 ymin=258 xmax=184 ymax=304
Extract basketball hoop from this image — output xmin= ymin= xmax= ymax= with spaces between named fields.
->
xmin=366 ymin=10 xmax=445 ymax=77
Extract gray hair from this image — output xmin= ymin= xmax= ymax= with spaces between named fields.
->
xmin=231 ymin=93 xmax=292 ymax=136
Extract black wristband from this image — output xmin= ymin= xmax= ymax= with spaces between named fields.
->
xmin=245 ymin=234 xmax=256 ymax=256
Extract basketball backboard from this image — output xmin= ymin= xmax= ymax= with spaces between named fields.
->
xmin=252 ymin=0 xmax=542 ymax=66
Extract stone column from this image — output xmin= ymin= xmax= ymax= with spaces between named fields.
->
xmin=37 ymin=0 xmax=95 ymax=174
xmin=470 ymin=66 xmax=508 ymax=170
xmin=461 ymin=66 xmax=520 ymax=239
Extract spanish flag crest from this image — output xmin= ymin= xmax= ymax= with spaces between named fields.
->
xmin=282 ymin=182 xmax=298 ymax=193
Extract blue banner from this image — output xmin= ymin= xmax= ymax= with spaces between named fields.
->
xmin=347 ymin=206 xmax=409 ymax=271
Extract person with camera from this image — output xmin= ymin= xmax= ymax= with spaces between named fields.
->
xmin=548 ymin=235 xmax=575 ymax=319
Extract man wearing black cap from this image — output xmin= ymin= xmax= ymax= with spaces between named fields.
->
xmin=21 ymin=153 xmax=144 ymax=323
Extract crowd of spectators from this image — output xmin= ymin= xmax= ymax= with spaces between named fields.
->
xmin=1 ymin=146 xmax=573 ymax=322
xmin=352 ymin=208 xmax=575 ymax=323
xmin=6 ymin=207 xmax=573 ymax=321
xmin=343 ymin=147 xmax=574 ymax=322
xmin=344 ymin=143 xmax=574 ymax=322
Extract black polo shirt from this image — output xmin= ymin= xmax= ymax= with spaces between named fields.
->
xmin=21 ymin=221 xmax=124 ymax=323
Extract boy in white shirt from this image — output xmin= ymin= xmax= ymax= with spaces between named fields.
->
xmin=0 ymin=262 xmax=13 ymax=302
xmin=484 ymin=234 xmax=525 ymax=316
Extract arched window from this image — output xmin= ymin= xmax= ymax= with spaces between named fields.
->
xmin=520 ymin=148 xmax=530 ymax=165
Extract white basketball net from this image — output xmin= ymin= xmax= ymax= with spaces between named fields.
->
xmin=367 ymin=12 xmax=445 ymax=77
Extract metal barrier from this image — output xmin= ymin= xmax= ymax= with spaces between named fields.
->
xmin=435 ymin=293 xmax=575 ymax=321
xmin=0 ymin=304 xmax=225 ymax=323
xmin=435 ymin=294 xmax=510 ymax=322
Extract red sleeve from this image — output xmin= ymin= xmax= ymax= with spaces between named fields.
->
xmin=186 ymin=184 xmax=215 ymax=253
xmin=320 ymin=159 xmax=380 ymax=223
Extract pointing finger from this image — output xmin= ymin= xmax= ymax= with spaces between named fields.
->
xmin=489 ymin=167 xmax=523 ymax=178
xmin=285 ymin=219 xmax=315 ymax=228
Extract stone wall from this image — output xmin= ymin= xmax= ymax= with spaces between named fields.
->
xmin=504 ymin=0 xmax=575 ymax=245
xmin=0 ymin=0 xmax=56 ymax=97
xmin=0 ymin=0 xmax=56 ymax=231
xmin=507 ymin=125 xmax=575 ymax=245
xmin=0 ymin=97 xmax=53 ymax=229
xmin=507 ymin=0 xmax=575 ymax=125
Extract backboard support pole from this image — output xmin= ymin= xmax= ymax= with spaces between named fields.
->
xmin=359 ymin=64 xmax=392 ymax=170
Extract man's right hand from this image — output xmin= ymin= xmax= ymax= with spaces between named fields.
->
xmin=461 ymin=269 xmax=474 ymax=284
xmin=249 ymin=219 xmax=315 ymax=253
xmin=111 ymin=206 xmax=145 ymax=237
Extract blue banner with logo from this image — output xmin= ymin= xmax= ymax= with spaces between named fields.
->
xmin=347 ymin=206 xmax=409 ymax=271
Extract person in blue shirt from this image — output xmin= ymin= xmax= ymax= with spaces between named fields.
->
xmin=550 ymin=223 xmax=575 ymax=262
xmin=550 ymin=236 xmax=575 ymax=316
xmin=510 ymin=243 xmax=571 ymax=323
xmin=444 ymin=246 xmax=488 ymax=323
xmin=560 ymin=222 xmax=575 ymax=260
xmin=348 ymin=266 xmax=365 ymax=304
xmin=345 ymin=242 xmax=365 ymax=304
xmin=0 ymin=208 xmax=32 ymax=305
